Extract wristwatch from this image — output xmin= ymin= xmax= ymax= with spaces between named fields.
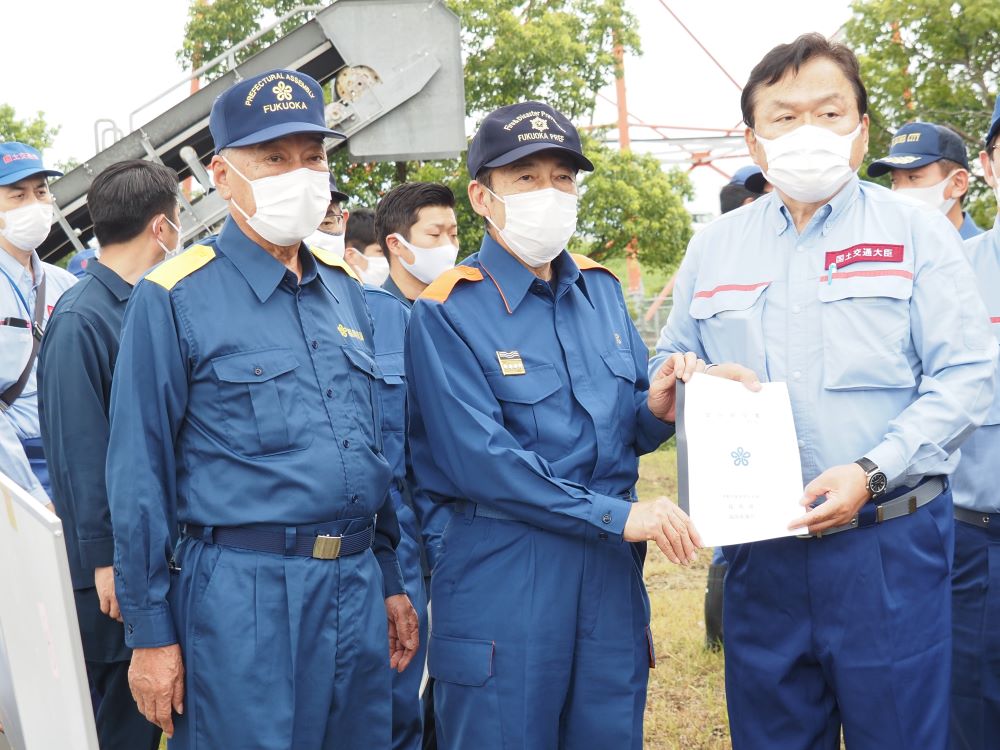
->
xmin=855 ymin=457 xmax=888 ymax=499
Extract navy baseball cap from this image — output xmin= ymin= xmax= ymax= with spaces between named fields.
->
xmin=730 ymin=165 xmax=762 ymax=187
xmin=986 ymin=95 xmax=1000 ymax=148
xmin=467 ymin=101 xmax=594 ymax=177
xmin=329 ymin=175 xmax=347 ymax=203
xmin=867 ymin=122 xmax=969 ymax=177
xmin=209 ymin=69 xmax=343 ymax=153
xmin=0 ymin=142 xmax=63 ymax=186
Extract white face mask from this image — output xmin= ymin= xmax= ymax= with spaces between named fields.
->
xmin=485 ymin=186 xmax=577 ymax=267
xmin=224 ymin=157 xmax=331 ymax=246
xmin=359 ymin=255 xmax=390 ymax=286
xmin=392 ymin=233 xmax=457 ymax=284
xmin=305 ymin=229 xmax=346 ymax=258
xmin=157 ymin=216 xmax=183 ymax=259
xmin=897 ymin=171 xmax=959 ymax=214
xmin=755 ymin=124 xmax=862 ymax=203
xmin=0 ymin=202 xmax=54 ymax=252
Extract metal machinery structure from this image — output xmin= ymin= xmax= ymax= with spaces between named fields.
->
xmin=38 ymin=0 xmax=466 ymax=265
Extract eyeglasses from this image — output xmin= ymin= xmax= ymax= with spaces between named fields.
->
xmin=326 ymin=212 xmax=345 ymax=226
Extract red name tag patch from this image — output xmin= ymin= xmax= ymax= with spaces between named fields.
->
xmin=824 ymin=244 xmax=903 ymax=269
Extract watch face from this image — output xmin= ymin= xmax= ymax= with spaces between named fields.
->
xmin=870 ymin=472 xmax=888 ymax=495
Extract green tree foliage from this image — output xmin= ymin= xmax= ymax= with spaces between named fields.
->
xmin=180 ymin=0 xmax=693 ymax=269
xmin=845 ymin=0 xmax=1000 ymax=225
xmin=177 ymin=0 xmax=309 ymax=74
xmin=0 ymin=104 xmax=59 ymax=150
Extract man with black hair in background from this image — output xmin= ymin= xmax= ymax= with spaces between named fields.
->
xmin=38 ymin=159 xmax=182 ymax=750
xmin=367 ymin=181 xmax=459 ymax=750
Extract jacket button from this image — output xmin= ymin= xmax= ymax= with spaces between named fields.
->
xmin=326 ymin=388 xmax=333 ymax=397
xmin=254 ymin=367 xmax=263 ymax=376
xmin=602 ymin=512 xmax=612 ymax=525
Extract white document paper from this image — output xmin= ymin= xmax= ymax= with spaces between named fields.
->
xmin=677 ymin=373 xmax=805 ymax=547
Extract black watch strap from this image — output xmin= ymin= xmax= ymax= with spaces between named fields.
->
xmin=855 ymin=456 xmax=878 ymax=474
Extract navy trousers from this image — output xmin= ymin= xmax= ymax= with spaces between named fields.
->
xmin=166 ymin=534 xmax=391 ymax=749
xmin=950 ymin=517 xmax=1000 ymax=750
xmin=724 ymin=489 xmax=954 ymax=749
xmin=429 ymin=510 xmax=653 ymax=750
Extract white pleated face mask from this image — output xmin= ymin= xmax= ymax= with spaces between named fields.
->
xmin=224 ymin=157 xmax=331 ymax=246
xmin=755 ymin=124 xmax=862 ymax=203
xmin=896 ymin=171 xmax=959 ymax=214
xmin=359 ymin=255 xmax=390 ymax=286
xmin=485 ymin=186 xmax=578 ymax=267
xmin=0 ymin=201 xmax=54 ymax=252
xmin=305 ymin=229 xmax=346 ymax=258
xmin=392 ymin=233 xmax=458 ymax=284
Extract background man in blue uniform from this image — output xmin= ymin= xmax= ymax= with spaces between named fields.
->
xmin=38 ymin=159 xmax=180 ymax=750
xmin=366 ymin=181 xmax=459 ymax=750
xmin=653 ymin=34 xmax=996 ymax=749
xmin=304 ymin=177 xmax=349 ymax=259
xmin=0 ymin=142 xmax=75 ymax=509
xmin=868 ymin=121 xmax=982 ymax=239
xmin=405 ymin=100 xmax=703 ymax=750
xmin=949 ymin=96 xmax=1000 ymax=750
xmin=106 ymin=69 xmax=418 ymax=748
xmin=345 ymin=207 xmax=391 ymax=286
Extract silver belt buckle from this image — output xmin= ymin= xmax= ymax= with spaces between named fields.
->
xmin=312 ymin=534 xmax=343 ymax=559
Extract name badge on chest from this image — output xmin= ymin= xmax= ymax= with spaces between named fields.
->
xmin=496 ymin=350 xmax=526 ymax=376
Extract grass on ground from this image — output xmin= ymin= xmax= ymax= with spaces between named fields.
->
xmin=639 ymin=444 xmax=730 ymax=750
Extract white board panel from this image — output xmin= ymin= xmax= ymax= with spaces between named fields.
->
xmin=0 ymin=472 xmax=98 ymax=749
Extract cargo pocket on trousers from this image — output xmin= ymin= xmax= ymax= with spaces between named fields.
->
xmin=429 ymin=633 xmax=503 ymax=743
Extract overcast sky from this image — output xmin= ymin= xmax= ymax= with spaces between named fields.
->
xmin=6 ymin=0 xmax=852 ymax=214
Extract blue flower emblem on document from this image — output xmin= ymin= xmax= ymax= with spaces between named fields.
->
xmin=731 ymin=447 xmax=751 ymax=467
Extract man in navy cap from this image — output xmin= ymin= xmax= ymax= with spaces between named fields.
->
xmin=868 ymin=121 xmax=982 ymax=238
xmin=304 ymin=176 xmax=349 ymax=259
xmin=405 ymin=100 xmax=704 ymax=749
xmin=106 ymin=68 xmax=418 ymax=748
xmin=949 ymin=96 xmax=1000 ymax=750
xmin=0 ymin=142 xmax=75 ymax=510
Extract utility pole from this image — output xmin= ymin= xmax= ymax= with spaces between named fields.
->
xmin=613 ymin=38 xmax=644 ymax=301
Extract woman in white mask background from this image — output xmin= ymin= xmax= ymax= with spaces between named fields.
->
xmin=866 ymin=121 xmax=982 ymax=240
xmin=376 ymin=182 xmax=459 ymax=302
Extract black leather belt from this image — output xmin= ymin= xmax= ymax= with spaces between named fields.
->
xmin=954 ymin=506 xmax=999 ymax=531
xmin=181 ymin=520 xmax=375 ymax=560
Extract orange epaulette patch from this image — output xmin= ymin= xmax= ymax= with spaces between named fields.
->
xmin=572 ymin=254 xmax=619 ymax=280
xmin=419 ymin=266 xmax=485 ymax=303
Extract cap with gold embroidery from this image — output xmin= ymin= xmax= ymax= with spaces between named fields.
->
xmin=467 ymin=101 xmax=594 ymax=177
xmin=209 ymin=69 xmax=343 ymax=153
xmin=867 ymin=122 xmax=969 ymax=178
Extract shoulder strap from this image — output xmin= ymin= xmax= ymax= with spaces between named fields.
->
xmin=0 ymin=272 xmax=46 ymax=412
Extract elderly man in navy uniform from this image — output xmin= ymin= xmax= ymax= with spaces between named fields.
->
xmin=405 ymin=101 xmax=703 ymax=749
xmin=106 ymin=68 xmax=418 ymax=749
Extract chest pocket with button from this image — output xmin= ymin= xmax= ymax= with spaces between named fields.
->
xmin=689 ymin=283 xmax=770 ymax=382
xmin=486 ymin=363 xmax=562 ymax=449
xmin=0 ymin=324 xmax=32 ymax=391
xmin=818 ymin=274 xmax=916 ymax=390
xmin=600 ymin=349 xmax=638 ymax=446
xmin=343 ymin=345 xmax=384 ymax=454
xmin=211 ymin=348 xmax=313 ymax=457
